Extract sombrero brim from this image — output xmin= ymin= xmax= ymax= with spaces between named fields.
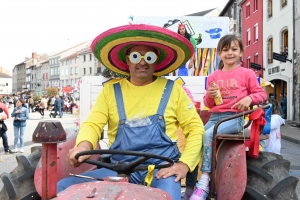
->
xmin=91 ymin=24 xmax=194 ymax=76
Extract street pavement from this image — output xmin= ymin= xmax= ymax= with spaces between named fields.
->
xmin=0 ymin=109 xmax=300 ymax=198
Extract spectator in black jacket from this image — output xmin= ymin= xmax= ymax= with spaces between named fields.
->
xmin=53 ymin=95 xmax=62 ymax=118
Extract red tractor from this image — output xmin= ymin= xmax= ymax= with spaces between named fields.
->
xmin=0 ymin=105 xmax=298 ymax=199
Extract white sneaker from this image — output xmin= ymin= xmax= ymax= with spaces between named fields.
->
xmin=19 ymin=149 xmax=24 ymax=153
xmin=11 ymin=149 xmax=18 ymax=153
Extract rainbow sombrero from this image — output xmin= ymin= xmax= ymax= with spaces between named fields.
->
xmin=91 ymin=24 xmax=194 ymax=76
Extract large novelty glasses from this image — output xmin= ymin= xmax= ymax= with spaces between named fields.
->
xmin=128 ymin=51 xmax=157 ymax=64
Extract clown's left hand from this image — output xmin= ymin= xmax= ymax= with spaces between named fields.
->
xmin=155 ymin=162 xmax=189 ymax=182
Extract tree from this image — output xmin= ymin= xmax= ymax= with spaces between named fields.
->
xmin=45 ymin=87 xmax=58 ymax=97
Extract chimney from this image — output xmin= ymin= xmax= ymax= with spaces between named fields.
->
xmin=25 ymin=57 xmax=29 ymax=60
xmin=32 ymin=52 xmax=37 ymax=59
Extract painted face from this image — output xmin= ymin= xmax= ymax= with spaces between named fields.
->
xmin=219 ymin=41 xmax=242 ymax=68
xmin=126 ymin=45 xmax=157 ymax=84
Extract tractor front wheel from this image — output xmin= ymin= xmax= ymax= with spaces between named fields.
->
xmin=0 ymin=146 xmax=42 ymax=200
xmin=243 ymin=152 xmax=299 ymax=200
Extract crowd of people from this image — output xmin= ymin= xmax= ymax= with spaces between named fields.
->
xmin=0 ymin=93 xmax=78 ymax=154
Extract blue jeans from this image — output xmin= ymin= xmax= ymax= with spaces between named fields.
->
xmin=13 ymin=126 xmax=26 ymax=149
xmin=0 ymin=131 xmax=10 ymax=151
xmin=57 ymin=168 xmax=181 ymax=200
xmin=201 ymin=112 xmax=243 ymax=173
xmin=54 ymin=108 xmax=62 ymax=118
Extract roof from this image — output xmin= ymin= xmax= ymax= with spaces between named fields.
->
xmin=185 ymin=8 xmax=217 ymax=16
xmin=219 ymin=0 xmax=235 ymax=16
xmin=0 ymin=72 xmax=12 ymax=78
xmin=78 ymin=47 xmax=92 ymax=55
xmin=51 ymin=40 xmax=91 ymax=57
xmin=60 ymin=52 xmax=78 ymax=61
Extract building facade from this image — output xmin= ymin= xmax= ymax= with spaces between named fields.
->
xmin=263 ymin=0 xmax=293 ymax=120
xmin=293 ymin=0 xmax=300 ymax=121
xmin=0 ymin=73 xmax=12 ymax=95
xmin=240 ymin=0 xmax=264 ymax=78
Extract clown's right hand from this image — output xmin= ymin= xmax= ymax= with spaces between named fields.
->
xmin=67 ymin=141 xmax=92 ymax=167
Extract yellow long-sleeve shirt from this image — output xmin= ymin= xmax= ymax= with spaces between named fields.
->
xmin=76 ymin=77 xmax=204 ymax=171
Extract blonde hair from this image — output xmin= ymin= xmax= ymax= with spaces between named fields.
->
xmin=217 ymin=34 xmax=244 ymax=70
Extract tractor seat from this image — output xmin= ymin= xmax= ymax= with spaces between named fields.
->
xmin=216 ymin=129 xmax=269 ymax=141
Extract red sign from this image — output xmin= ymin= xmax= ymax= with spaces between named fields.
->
xmin=61 ymin=87 xmax=73 ymax=93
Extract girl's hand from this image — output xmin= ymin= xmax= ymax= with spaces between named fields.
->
xmin=208 ymin=86 xmax=219 ymax=98
xmin=231 ymin=96 xmax=252 ymax=111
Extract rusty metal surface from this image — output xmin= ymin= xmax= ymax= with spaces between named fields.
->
xmin=215 ymin=141 xmax=246 ymax=200
xmin=53 ymin=181 xmax=172 ymax=200
xmin=34 ymin=129 xmax=100 ymax=197
xmin=32 ymin=120 xmax=67 ymax=143
xmin=41 ymin=144 xmax=58 ymax=199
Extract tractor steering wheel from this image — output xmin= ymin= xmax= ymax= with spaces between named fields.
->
xmin=75 ymin=150 xmax=174 ymax=175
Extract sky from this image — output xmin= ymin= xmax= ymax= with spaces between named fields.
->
xmin=0 ymin=0 xmax=228 ymax=73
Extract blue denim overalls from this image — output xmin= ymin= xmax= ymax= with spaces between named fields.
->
xmin=110 ymin=80 xmax=180 ymax=165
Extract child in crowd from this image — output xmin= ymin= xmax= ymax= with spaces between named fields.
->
xmin=265 ymin=98 xmax=284 ymax=154
xmin=190 ymin=34 xmax=267 ymax=200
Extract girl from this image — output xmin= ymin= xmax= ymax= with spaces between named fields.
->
xmin=265 ymin=98 xmax=284 ymax=154
xmin=11 ymin=99 xmax=29 ymax=153
xmin=190 ymin=34 xmax=267 ymax=200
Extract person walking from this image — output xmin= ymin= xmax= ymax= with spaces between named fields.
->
xmin=0 ymin=97 xmax=13 ymax=154
xmin=53 ymin=95 xmax=62 ymax=118
xmin=39 ymin=96 xmax=47 ymax=117
xmin=11 ymin=99 xmax=29 ymax=153
xmin=28 ymin=96 xmax=34 ymax=113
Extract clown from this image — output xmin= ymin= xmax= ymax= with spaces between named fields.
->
xmin=57 ymin=24 xmax=204 ymax=200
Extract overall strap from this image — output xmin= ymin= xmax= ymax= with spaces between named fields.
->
xmin=113 ymin=83 xmax=126 ymax=120
xmin=157 ymin=80 xmax=174 ymax=115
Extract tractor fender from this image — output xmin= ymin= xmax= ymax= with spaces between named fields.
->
xmin=216 ymin=140 xmax=247 ymax=200
xmin=34 ymin=128 xmax=100 ymax=197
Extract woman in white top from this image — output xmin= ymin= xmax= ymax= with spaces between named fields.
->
xmin=265 ymin=98 xmax=285 ymax=154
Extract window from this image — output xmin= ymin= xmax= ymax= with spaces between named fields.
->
xmin=66 ymin=80 xmax=68 ymax=86
xmin=281 ymin=0 xmax=287 ymax=8
xmin=54 ymin=67 xmax=58 ymax=75
xmin=247 ymin=57 xmax=251 ymax=68
xmin=71 ymin=59 xmax=73 ymax=64
xmin=83 ymin=55 xmax=86 ymax=62
xmin=75 ymin=58 xmax=77 ymax=63
xmin=254 ymin=23 xmax=258 ymax=42
xmin=267 ymin=37 xmax=273 ymax=64
xmin=90 ymin=54 xmax=92 ymax=61
xmin=281 ymin=29 xmax=288 ymax=57
xmin=247 ymin=29 xmax=251 ymax=46
xmin=75 ymin=67 xmax=78 ymax=74
xmin=61 ymin=80 xmax=64 ymax=87
xmin=246 ymin=3 xmax=250 ymax=18
xmin=268 ymin=0 xmax=273 ymax=18
xmin=83 ymin=68 xmax=86 ymax=75
xmin=90 ymin=67 xmax=92 ymax=74
xmin=254 ymin=53 xmax=258 ymax=64
xmin=65 ymin=68 xmax=68 ymax=76
xmin=71 ymin=67 xmax=74 ymax=75
xmin=51 ymin=68 xmax=54 ymax=75
xmin=254 ymin=0 xmax=258 ymax=11
xmin=61 ymin=69 xmax=64 ymax=76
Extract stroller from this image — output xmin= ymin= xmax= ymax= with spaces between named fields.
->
xmin=49 ymin=105 xmax=55 ymax=118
